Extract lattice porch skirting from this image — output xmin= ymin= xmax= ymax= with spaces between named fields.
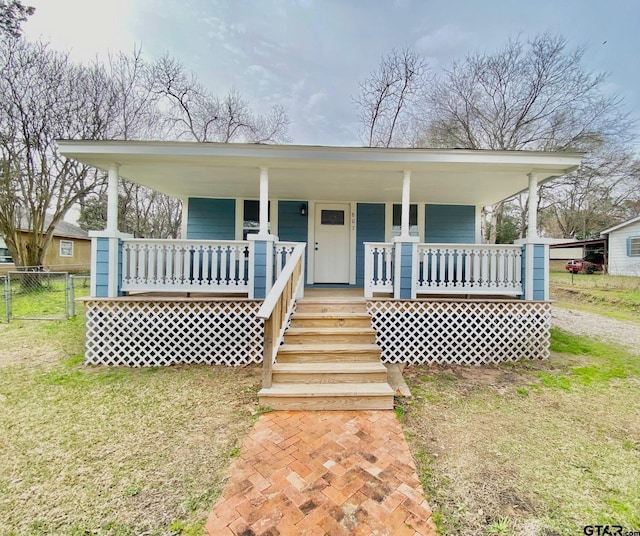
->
xmin=367 ymin=300 xmax=551 ymax=365
xmin=83 ymin=299 xmax=263 ymax=366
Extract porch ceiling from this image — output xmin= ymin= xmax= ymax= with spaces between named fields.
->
xmin=57 ymin=140 xmax=583 ymax=206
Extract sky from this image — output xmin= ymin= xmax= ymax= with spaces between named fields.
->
xmin=22 ymin=0 xmax=640 ymax=147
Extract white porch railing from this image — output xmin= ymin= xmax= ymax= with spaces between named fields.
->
xmin=274 ymin=242 xmax=298 ymax=278
xmin=364 ymin=243 xmax=394 ymax=296
xmin=121 ymin=239 xmax=250 ymax=293
xmin=364 ymin=242 xmax=523 ymax=297
xmin=416 ymin=244 xmax=522 ymax=295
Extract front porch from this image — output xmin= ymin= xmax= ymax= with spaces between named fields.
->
xmin=59 ymin=141 xmax=581 ymax=408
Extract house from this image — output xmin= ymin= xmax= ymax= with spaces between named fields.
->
xmin=601 ymin=216 xmax=640 ymax=276
xmin=0 ymin=215 xmax=91 ymax=273
xmin=57 ymin=140 xmax=582 ymax=410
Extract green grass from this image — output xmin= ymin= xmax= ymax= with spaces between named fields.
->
xmin=403 ymin=329 xmax=640 ymax=536
xmin=550 ymin=272 xmax=640 ymax=321
xmin=2 ymin=276 xmax=90 ymax=321
xmin=0 ymin=311 xmax=259 ymax=535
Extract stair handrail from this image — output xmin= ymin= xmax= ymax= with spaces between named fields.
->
xmin=257 ymin=242 xmax=306 ymax=388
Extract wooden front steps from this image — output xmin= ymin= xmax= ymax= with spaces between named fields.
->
xmin=258 ymin=297 xmax=395 ymax=411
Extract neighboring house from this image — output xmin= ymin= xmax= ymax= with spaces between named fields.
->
xmin=58 ymin=140 xmax=582 ymax=410
xmin=0 ymin=214 xmax=91 ymax=272
xmin=601 ymin=216 xmax=640 ymax=276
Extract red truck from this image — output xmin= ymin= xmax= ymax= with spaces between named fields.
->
xmin=565 ymin=253 xmax=605 ymax=274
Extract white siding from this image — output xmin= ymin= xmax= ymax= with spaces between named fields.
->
xmin=550 ymin=247 xmax=582 ymax=260
xmin=607 ymin=221 xmax=640 ymax=276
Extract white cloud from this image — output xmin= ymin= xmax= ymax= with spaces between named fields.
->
xmin=23 ymin=0 xmax=137 ymax=61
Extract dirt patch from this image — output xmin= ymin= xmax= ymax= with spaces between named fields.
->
xmin=0 ymin=324 xmax=63 ymax=367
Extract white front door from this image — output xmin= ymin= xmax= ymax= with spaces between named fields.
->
xmin=314 ymin=203 xmax=350 ymax=283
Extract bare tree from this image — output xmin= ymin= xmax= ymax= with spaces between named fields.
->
xmin=416 ymin=34 xmax=638 ymax=240
xmin=423 ymin=34 xmax=633 ymax=152
xmin=0 ymin=39 xmax=123 ymax=271
xmin=354 ymin=47 xmax=431 ymax=147
xmin=152 ymin=55 xmax=290 ymax=143
xmin=77 ymin=49 xmax=183 ymax=239
xmin=538 ymin=149 xmax=640 ymax=239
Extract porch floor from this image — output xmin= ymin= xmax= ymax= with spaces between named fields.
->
xmin=205 ymin=410 xmax=436 ymax=535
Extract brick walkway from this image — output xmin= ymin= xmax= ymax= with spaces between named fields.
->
xmin=205 ymin=410 xmax=436 ymax=536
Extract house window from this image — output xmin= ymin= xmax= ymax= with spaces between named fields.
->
xmin=392 ymin=204 xmax=418 ymax=237
xmin=243 ymin=200 xmax=270 ymax=240
xmin=629 ymin=237 xmax=640 ymax=256
xmin=0 ymin=247 xmax=12 ymax=263
xmin=59 ymin=240 xmax=74 ymax=257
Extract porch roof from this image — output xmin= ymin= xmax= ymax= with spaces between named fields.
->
xmin=57 ymin=140 xmax=583 ymax=206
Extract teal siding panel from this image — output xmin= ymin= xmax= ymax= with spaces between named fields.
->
xmin=95 ymin=238 xmax=110 ymax=297
xmin=533 ymin=244 xmax=546 ymax=300
xmin=277 ymin=201 xmax=309 ymax=283
xmin=399 ymin=242 xmax=413 ymax=299
xmin=253 ymin=240 xmax=268 ymax=299
xmin=278 ymin=201 xmax=308 ymax=243
xmin=186 ymin=198 xmax=235 ymax=240
xmin=425 ymin=204 xmax=475 ymax=243
xmin=356 ymin=203 xmax=385 ymax=287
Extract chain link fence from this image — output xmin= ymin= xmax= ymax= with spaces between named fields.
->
xmin=1 ymin=271 xmax=91 ymax=323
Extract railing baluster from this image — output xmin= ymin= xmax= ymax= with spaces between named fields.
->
xmin=497 ymin=249 xmax=505 ymax=288
xmin=438 ymin=247 xmax=446 ymax=287
xmin=166 ymin=245 xmax=174 ymax=285
xmin=137 ymin=245 xmax=146 ymax=283
xmin=463 ymin=248 xmax=471 ymax=287
xmin=376 ymin=248 xmax=383 ymax=287
xmin=229 ymin=245 xmax=237 ymax=286
xmin=455 ymin=249 xmax=463 ymax=287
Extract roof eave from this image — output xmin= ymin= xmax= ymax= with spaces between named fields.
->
xmin=601 ymin=215 xmax=640 ymax=235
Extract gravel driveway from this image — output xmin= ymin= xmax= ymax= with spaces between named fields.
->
xmin=551 ymin=306 xmax=640 ymax=354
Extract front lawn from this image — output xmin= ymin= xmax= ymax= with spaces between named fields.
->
xmin=0 ymin=315 xmax=260 ymax=535
xmin=402 ymin=328 xmax=640 ymax=535
xmin=2 ymin=306 xmax=639 ymax=535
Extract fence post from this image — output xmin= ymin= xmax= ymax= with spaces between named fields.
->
xmin=4 ymin=275 xmax=10 ymax=323
xmin=69 ymin=275 xmax=76 ymax=318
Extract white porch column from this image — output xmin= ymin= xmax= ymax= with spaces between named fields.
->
xmin=393 ymin=169 xmax=418 ymax=299
xmin=259 ymin=166 xmax=269 ymax=237
xmin=527 ymin=172 xmax=538 ymax=239
xmin=107 ymin=164 xmax=119 ymax=233
xmin=400 ymin=169 xmax=411 ymax=238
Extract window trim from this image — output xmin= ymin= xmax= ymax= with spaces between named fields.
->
xmin=391 ymin=203 xmax=419 ymax=238
xmin=628 ymin=236 xmax=640 ymax=256
xmin=59 ymin=239 xmax=74 ymax=258
xmin=241 ymin=199 xmax=271 ymax=240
